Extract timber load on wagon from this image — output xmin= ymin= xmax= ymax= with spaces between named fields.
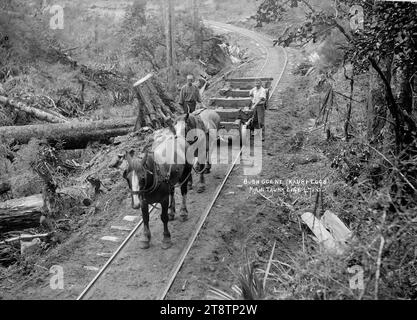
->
xmin=210 ymin=76 xmax=273 ymax=144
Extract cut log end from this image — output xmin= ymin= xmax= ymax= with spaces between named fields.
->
xmin=0 ymin=194 xmax=44 ymax=233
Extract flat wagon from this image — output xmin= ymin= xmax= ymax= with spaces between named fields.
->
xmin=210 ymin=76 xmax=273 ymax=145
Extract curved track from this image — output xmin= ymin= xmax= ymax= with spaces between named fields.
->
xmin=76 ymin=21 xmax=287 ymax=300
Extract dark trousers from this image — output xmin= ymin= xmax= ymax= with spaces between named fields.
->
xmin=183 ymin=101 xmax=197 ymax=114
xmin=253 ymin=103 xmax=265 ymax=128
xmin=253 ymin=103 xmax=266 ymax=138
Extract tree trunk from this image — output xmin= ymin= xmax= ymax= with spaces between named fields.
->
xmin=392 ymin=65 xmax=414 ymax=115
xmin=133 ymin=75 xmax=180 ymax=130
xmin=192 ymin=0 xmax=203 ymax=57
xmin=345 ymin=77 xmax=354 ymax=141
xmin=0 ymin=186 xmax=93 ymax=233
xmin=146 ymin=81 xmax=175 ymax=118
xmin=0 ymin=118 xmax=135 ymax=149
xmin=391 ymin=61 xmax=417 ymax=151
xmin=152 ymin=78 xmax=182 ymax=114
xmin=366 ymin=56 xmax=392 ymax=145
xmin=135 ymin=85 xmax=161 ymax=128
xmin=134 ymin=97 xmax=146 ymax=131
xmin=0 ymin=96 xmax=68 ymax=124
xmin=0 ymin=194 xmax=43 ymax=233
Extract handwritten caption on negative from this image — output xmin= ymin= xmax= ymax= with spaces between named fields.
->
xmin=243 ymin=178 xmax=328 ymax=196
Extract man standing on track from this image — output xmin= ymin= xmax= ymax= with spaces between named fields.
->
xmin=249 ymin=79 xmax=267 ymax=141
xmin=179 ymin=74 xmax=202 ymax=114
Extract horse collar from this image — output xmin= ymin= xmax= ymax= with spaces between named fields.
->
xmin=187 ymin=136 xmax=199 ymax=146
xmin=135 ymin=155 xmax=160 ymax=195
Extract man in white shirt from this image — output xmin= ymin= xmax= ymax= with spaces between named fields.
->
xmin=249 ymin=79 xmax=267 ymax=141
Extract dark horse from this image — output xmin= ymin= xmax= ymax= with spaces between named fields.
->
xmin=173 ymin=108 xmax=221 ymax=193
xmin=119 ymin=128 xmax=193 ymax=250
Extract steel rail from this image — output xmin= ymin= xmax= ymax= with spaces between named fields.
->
xmin=157 ymin=21 xmax=288 ymax=300
xmin=157 ymin=150 xmax=243 ymax=300
xmin=205 ymin=20 xmax=286 ymax=94
xmin=206 ymin=22 xmax=270 ymax=76
xmin=76 ymin=156 xmax=197 ymax=300
xmin=76 ymin=204 xmax=160 ymax=300
xmin=76 ymin=21 xmax=288 ymax=301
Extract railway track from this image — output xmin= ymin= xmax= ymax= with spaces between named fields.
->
xmin=76 ymin=21 xmax=288 ymax=301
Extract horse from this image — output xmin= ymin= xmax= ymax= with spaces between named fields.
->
xmin=118 ymin=128 xmax=193 ymax=250
xmin=173 ymin=108 xmax=221 ymax=193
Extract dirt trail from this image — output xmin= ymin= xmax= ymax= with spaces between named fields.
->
xmin=0 ymin=20 xmax=310 ymax=301
xmin=166 ymin=26 xmax=320 ymax=300
xmin=84 ymin=22 xmax=288 ymax=300
xmin=80 ymin=22 xmax=282 ymax=300
xmin=0 ymin=21 xmax=270 ymax=300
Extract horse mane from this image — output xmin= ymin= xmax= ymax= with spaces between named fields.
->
xmin=188 ymin=114 xmax=198 ymax=128
xmin=176 ymin=113 xmax=200 ymax=130
xmin=128 ymin=156 xmax=147 ymax=173
xmin=191 ymin=114 xmax=207 ymax=134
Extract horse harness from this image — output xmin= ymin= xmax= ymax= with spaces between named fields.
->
xmin=186 ymin=112 xmax=209 ymax=145
xmin=131 ymin=152 xmax=191 ymax=198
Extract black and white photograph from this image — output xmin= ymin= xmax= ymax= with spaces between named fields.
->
xmin=0 ymin=0 xmax=416 ymax=305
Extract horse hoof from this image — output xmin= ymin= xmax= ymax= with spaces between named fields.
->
xmin=169 ymin=214 xmax=175 ymax=221
xmin=139 ymin=241 xmax=150 ymax=250
xmin=188 ymin=183 xmax=193 ymax=190
xmin=197 ymin=185 xmax=205 ymax=193
xmin=162 ymin=239 xmax=173 ymax=250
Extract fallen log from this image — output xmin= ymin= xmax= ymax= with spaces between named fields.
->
xmin=0 ymin=118 xmax=136 ymax=149
xmin=0 ymin=194 xmax=44 ymax=233
xmin=0 ymin=95 xmax=68 ymax=124
xmin=0 ymin=186 xmax=93 ymax=233
xmin=0 ymin=233 xmax=51 ymax=245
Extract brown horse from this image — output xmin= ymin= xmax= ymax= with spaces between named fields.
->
xmin=119 ymin=128 xmax=193 ymax=249
xmin=173 ymin=108 xmax=221 ymax=193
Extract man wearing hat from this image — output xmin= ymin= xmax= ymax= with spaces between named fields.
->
xmin=179 ymin=74 xmax=202 ymax=114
